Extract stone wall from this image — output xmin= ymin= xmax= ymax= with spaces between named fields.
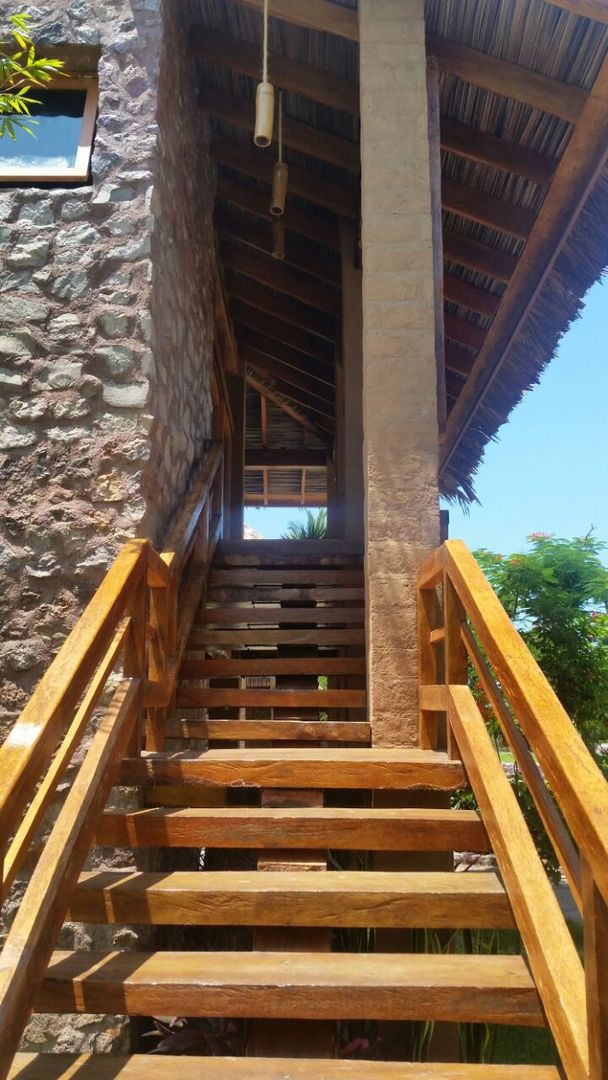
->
xmin=0 ymin=0 xmax=217 ymax=737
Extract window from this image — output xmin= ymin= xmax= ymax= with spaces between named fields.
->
xmin=0 ymin=78 xmax=98 ymax=184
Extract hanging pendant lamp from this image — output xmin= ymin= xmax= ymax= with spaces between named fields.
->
xmin=272 ymin=218 xmax=285 ymax=260
xmin=254 ymin=0 xmax=274 ymax=147
xmin=270 ymin=90 xmax=288 ymax=215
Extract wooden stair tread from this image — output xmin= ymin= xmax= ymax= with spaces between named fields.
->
xmin=181 ymin=656 xmax=366 ymax=677
xmin=37 ymin=950 xmax=543 ymax=1024
xmin=69 ymin=869 xmax=513 ymax=928
xmin=190 ymin=628 xmax=366 ymax=645
xmin=118 ymin=748 xmax=465 ymax=790
xmin=95 ymin=806 xmax=491 ymax=851
xmin=199 ymin=607 xmax=364 ymax=625
xmin=166 ymin=718 xmax=371 ymax=742
xmin=207 ymin=586 xmax=365 ymax=602
xmin=209 ymin=568 xmax=364 ymax=584
xmin=175 ymin=688 xmax=367 ymax=709
xmin=9 ymin=1054 xmax=561 ymax=1078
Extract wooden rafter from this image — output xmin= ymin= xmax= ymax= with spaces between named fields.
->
xmin=246 ymin=449 xmax=327 ymax=469
xmin=231 ymin=299 xmax=335 ymax=366
xmin=443 ymin=230 xmax=518 ymax=283
xmin=441 ymin=118 xmax=557 ymax=187
xmin=234 ymin=0 xmax=358 ymax=40
xmin=211 ymin=139 xmax=358 ymax=219
xmin=202 ymin=84 xmax=360 ymax=173
xmin=242 ymin=347 xmax=334 ymax=405
xmin=249 ymin=363 xmax=335 ymax=423
xmin=238 ymin=330 xmax=335 ymax=388
xmin=429 ymin=36 xmax=588 ymax=123
xmin=222 ymin=242 xmax=341 ymax=318
xmin=226 ymin=274 xmax=336 ymax=342
xmin=217 ymin=174 xmax=340 ymax=250
xmin=442 ymin=179 xmax=535 ymax=241
xmin=441 ymin=49 xmax=608 ymax=472
xmin=445 ymin=343 xmax=476 ymax=378
xmin=444 ymin=314 xmax=486 ymax=353
xmin=443 ymin=273 xmax=502 ymax=319
xmin=244 ymin=491 xmax=328 ymax=507
xmin=260 ymin=395 xmax=268 ymax=449
xmin=215 ymin=207 xmax=341 ymax=285
xmin=547 ymin=0 xmax=608 ymax=22
xmin=212 ymin=254 xmax=240 ymax=375
xmin=246 ymin=369 xmax=333 ymax=437
xmin=191 ymin=27 xmax=358 ymax=115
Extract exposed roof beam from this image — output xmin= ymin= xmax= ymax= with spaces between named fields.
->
xmin=202 ymin=84 xmax=360 ymax=173
xmin=211 ymin=138 xmax=358 ymax=219
xmin=245 ymin=492 xmax=328 ymax=507
xmin=217 ymin=174 xmax=340 ymax=250
xmin=238 ymin=329 xmax=335 ymax=388
xmin=441 ymin=49 xmax=608 ymax=473
xmin=444 ymin=230 xmax=518 ymax=283
xmin=246 ymin=370 xmax=329 ymax=439
xmin=428 ymin=36 xmax=588 ymax=123
xmin=241 ymin=347 xmax=334 ymax=407
xmin=191 ymin=26 xmax=358 ymax=115
xmin=443 ymin=272 xmax=502 ymax=319
xmin=246 ymin=449 xmax=327 ymax=469
xmin=248 ymin=363 xmax=335 ymax=424
xmin=234 ymin=0 xmax=359 ymax=40
xmin=445 ymin=370 xmax=467 ymax=400
xmin=442 ymin=178 xmax=535 ymax=241
xmin=546 ymin=0 xmax=608 ymax=22
xmin=441 ymin=118 xmax=557 ymax=187
xmin=227 ymin=273 xmax=336 ymax=342
xmin=230 ymin=298 xmax=335 ymax=365
xmin=222 ymin=242 xmax=340 ymax=317
xmin=212 ymin=254 xmax=240 ymax=374
xmin=444 ymin=314 xmax=486 ymax=353
xmin=215 ymin=207 xmax=341 ymax=286
xmin=445 ymin=343 xmax=476 ymax=378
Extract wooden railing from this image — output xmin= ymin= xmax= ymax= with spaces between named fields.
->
xmin=418 ymin=539 xmax=608 ymax=1080
xmin=0 ymin=441 xmax=224 ymax=1074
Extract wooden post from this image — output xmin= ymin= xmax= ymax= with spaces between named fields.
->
xmin=443 ymin=573 xmax=468 ymax=759
xmin=124 ymin=571 xmax=148 ymax=759
xmin=228 ymin=373 xmax=245 ymax=539
xmin=583 ymin=858 xmax=608 ymax=1079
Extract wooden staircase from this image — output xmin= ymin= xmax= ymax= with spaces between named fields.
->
xmin=1 ymin=452 xmax=606 ymax=1078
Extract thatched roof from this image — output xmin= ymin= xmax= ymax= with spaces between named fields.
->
xmin=191 ymin=0 xmax=608 ymax=504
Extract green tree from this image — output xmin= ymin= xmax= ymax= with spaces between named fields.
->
xmin=0 ymin=14 xmax=65 ymax=139
xmin=282 ymin=508 xmax=328 ymax=540
xmin=475 ymin=533 xmax=608 ymax=768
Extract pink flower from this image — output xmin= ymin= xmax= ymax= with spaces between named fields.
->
xmin=529 ymin=531 xmax=549 ymax=541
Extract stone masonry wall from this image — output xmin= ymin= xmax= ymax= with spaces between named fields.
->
xmin=0 ymin=0 xmax=217 ymax=738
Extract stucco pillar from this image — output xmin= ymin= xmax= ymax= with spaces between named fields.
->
xmin=359 ymin=0 xmax=442 ymax=746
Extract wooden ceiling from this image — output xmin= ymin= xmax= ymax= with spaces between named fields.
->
xmin=194 ymin=0 xmax=608 ymax=503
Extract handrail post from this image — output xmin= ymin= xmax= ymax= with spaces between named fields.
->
xmin=146 ymin=566 xmax=172 ymax=752
xmin=443 ymin=571 xmax=468 ymax=759
xmin=583 ymin=856 xmax=608 ymax=1079
xmin=124 ymin=560 xmax=148 ymax=758
xmin=418 ymin=584 xmax=441 ymax=749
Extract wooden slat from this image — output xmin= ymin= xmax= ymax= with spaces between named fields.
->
xmin=241 ymin=332 xmax=335 ymax=387
xmin=200 ymin=606 xmax=362 ymax=625
xmin=233 ymin=302 xmax=335 ymax=366
xmin=180 ymin=656 xmax=366 ymax=678
xmin=166 ymin=718 xmax=370 ymax=742
xmin=69 ymin=869 xmax=513 ymax=928
xmin=209 ymin=567 xmax=362 ymax=585
xmin=248 ymin=364 xmax=336 ymax=423
xmin=202 ymin=83 xmax=359 ymax=172
xmin=8 ymin=1054 xmax=563 ymax=1079
xmin=191 ymin=27 xmax=358 ymax=114
xmin=445 ymin=344 xmax=476 ymax=378
xmin=37 ymin=948 xmax=542 ymax=1024
xmin=228 ymin=273 xmax=336 ymax=342
xmin=442 ymin=179 xmax=536 ymax=241
xmin=247 ymin=372 xmax=332 ymax=437
xmin=176 ymin=688 xmax=366 ymax=709
xmin=207 ymin=585 xmax=362 ymax=603
xmin=582 ymin=857 xmax=608 ymax=1079
xmin=190 ymin=628 xmax=364 ymax=646
xmin=441 ymin=118 xmax=557 ymax=187
xmin=429 ymin=36 xmax=588 ymax=122
xmin=212 ymin=139 xmax=358 ymax=219
xmin=223 ymin=242 xmax=340 ymax=316
xmin=94 ymin=805 xmax=492 ymax=852
xmin=118 ymin=748 xmax=465 ymax=790
xmin=218 ymin=175 xmax=340 ymax=251
xmin=443 ymin=273 xmax=502 ymax=318
xmin=447 ymin=684 xmax=588 ymax=1079
xmin=419 ymin=685 xmax=448 ymax=712
xmin=234 ymin=0 xmax=359 ymax=39
xmin=244 ymin=449 xmax=328 ymax=470
xmin=217 ymin=207 xmax=342 ymax=285
xmin=444 ymin=314 xmax=486 ymax=352
xmin=548 ymin=0 xmax=608 ymax=22
xmin=215 ymin=539 xmax=362 ymax=562
xmin=443 ymin=231 xmax=518 ymax=283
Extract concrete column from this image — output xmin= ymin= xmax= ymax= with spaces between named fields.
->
xmin=359 ymin=0 xmax=442 ymax=746
xmin=340 ymin=219 xmax=365 ymax=542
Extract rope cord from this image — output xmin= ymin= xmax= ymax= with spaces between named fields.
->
xmin=278 ymin=90 xmax=283 ymax=163
xmin=262 ymin=0 xmax=269 ymax=83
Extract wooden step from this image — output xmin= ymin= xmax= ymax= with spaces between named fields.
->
xmin=200 ymin=607 xmax=364 ymax=625
xmin=213 ymin=540 xmax=363 ymax=567
xmin=95 ymin=806 xmax=491 ymax=851
xmin=210 ymin=568 xmax=363 ymax=585
xmin=37 ymin=950 xmax=543 ymax=1024
xmin=9 ymin=1053 xmax=562 ymax=1078
xmin=68 ymin=870 xmax=514 ymax=928
xmin=166 ymin=719 xmax=371 ymax=742
xmin=207 ymin=585 xmax=365 ymax=603
xmin=118 ymin=748 xmax=465 ymax=790
xmin=190 ymin=628 xmax=366 ymax=646
xmin=175 ymin=688 xmax=367 ymax=710
xmin=180 ymin=656 xmax=366 ymax=678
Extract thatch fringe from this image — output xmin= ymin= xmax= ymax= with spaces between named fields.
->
xmin=441 ymin=166 xmax=608 ymax=504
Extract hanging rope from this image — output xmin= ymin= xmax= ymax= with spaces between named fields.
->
xmin=254 ymin=0 xmax=274 ymax=147
xmin=271 ymin=90 xmax=288 ymax=215
xmin=278 ymin=89 xmax=283 ymax=164
xmin=262 ymin=0 xmax=269 ymax=84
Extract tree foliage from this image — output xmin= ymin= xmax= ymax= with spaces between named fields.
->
xmin=0 ymin=14 xmax=65 ymax=140
xmin=281 ymin=508 xmax=328 ymax=540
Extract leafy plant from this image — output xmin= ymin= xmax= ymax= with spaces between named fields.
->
xmin=0 ymin=14 xmax=65 ymax=139
xmin=281 ymin=507 xmax=328 ymax=539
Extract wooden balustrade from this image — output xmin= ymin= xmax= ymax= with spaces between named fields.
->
xmin=418 ymin=538 xmax=608 ymax=1080
xmin=0 ymin=442 xmax=224 ymax=1073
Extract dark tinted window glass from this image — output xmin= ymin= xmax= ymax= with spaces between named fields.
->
xmin=0 ymin=90 xmax=87 ymax=170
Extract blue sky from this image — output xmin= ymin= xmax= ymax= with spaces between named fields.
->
xmin=246 ymin=277 xmax=608 ymax=555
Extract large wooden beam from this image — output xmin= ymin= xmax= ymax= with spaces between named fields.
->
xmin=247 ymin=370 xmax=334 ymax=436
xmin=441 ymin=118 xmax=557 ymax=187
xmin=222 ymin=242 xmax=341 ymax=317
xmin=248 ymin=363 xmax=335 ymax=423
xmin=246 ymin=449 xmax=327 ymax=469
xmin=443 ymin=230 xmax=518 ymax=283
xmin=237 ymin=328 xmax=335 ymax=387
xmin=226 ymin=273 xmax=336 ymax=342
xmin=241 ymin=347 xmax=334 ymax=405
xmin=215 ymin=207 xmax=341 ymax=286
xmin=230 ymin=298 xmax=335 ymax=365
xmin=441 ymin=49 xmax=608 ymax=474
xmin=429 ymin=36 xmax=588 ymax=123
xmin=234 ymin=0 xmax=359 ymax=40
xmin=202 ymin=84 xmax=360 ymax=173
xmin=442 ymin=178 xmax=535 ymax=241
xmin=443 ymin=314 xmax=486 ymax=353
xmin=445 ymin=343 xmax=476 ymax=378
xmin=191 ymin=27 xmax=358 ymax=115
xmin=211 ymin=139 xmax=358 ymax=219
xmin=547 ymin=0 xmax=608 ymax=22
xmin=245 ymin=491 xmax=328 ymax=507
xmin=217 ymin=174 xmax=339 ymax=250
xmin=443 ymin=272 xmax=502 ymax=319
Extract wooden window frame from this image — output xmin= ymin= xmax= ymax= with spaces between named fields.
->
xmin=0 ymin=77 xmax=98 ymax=184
